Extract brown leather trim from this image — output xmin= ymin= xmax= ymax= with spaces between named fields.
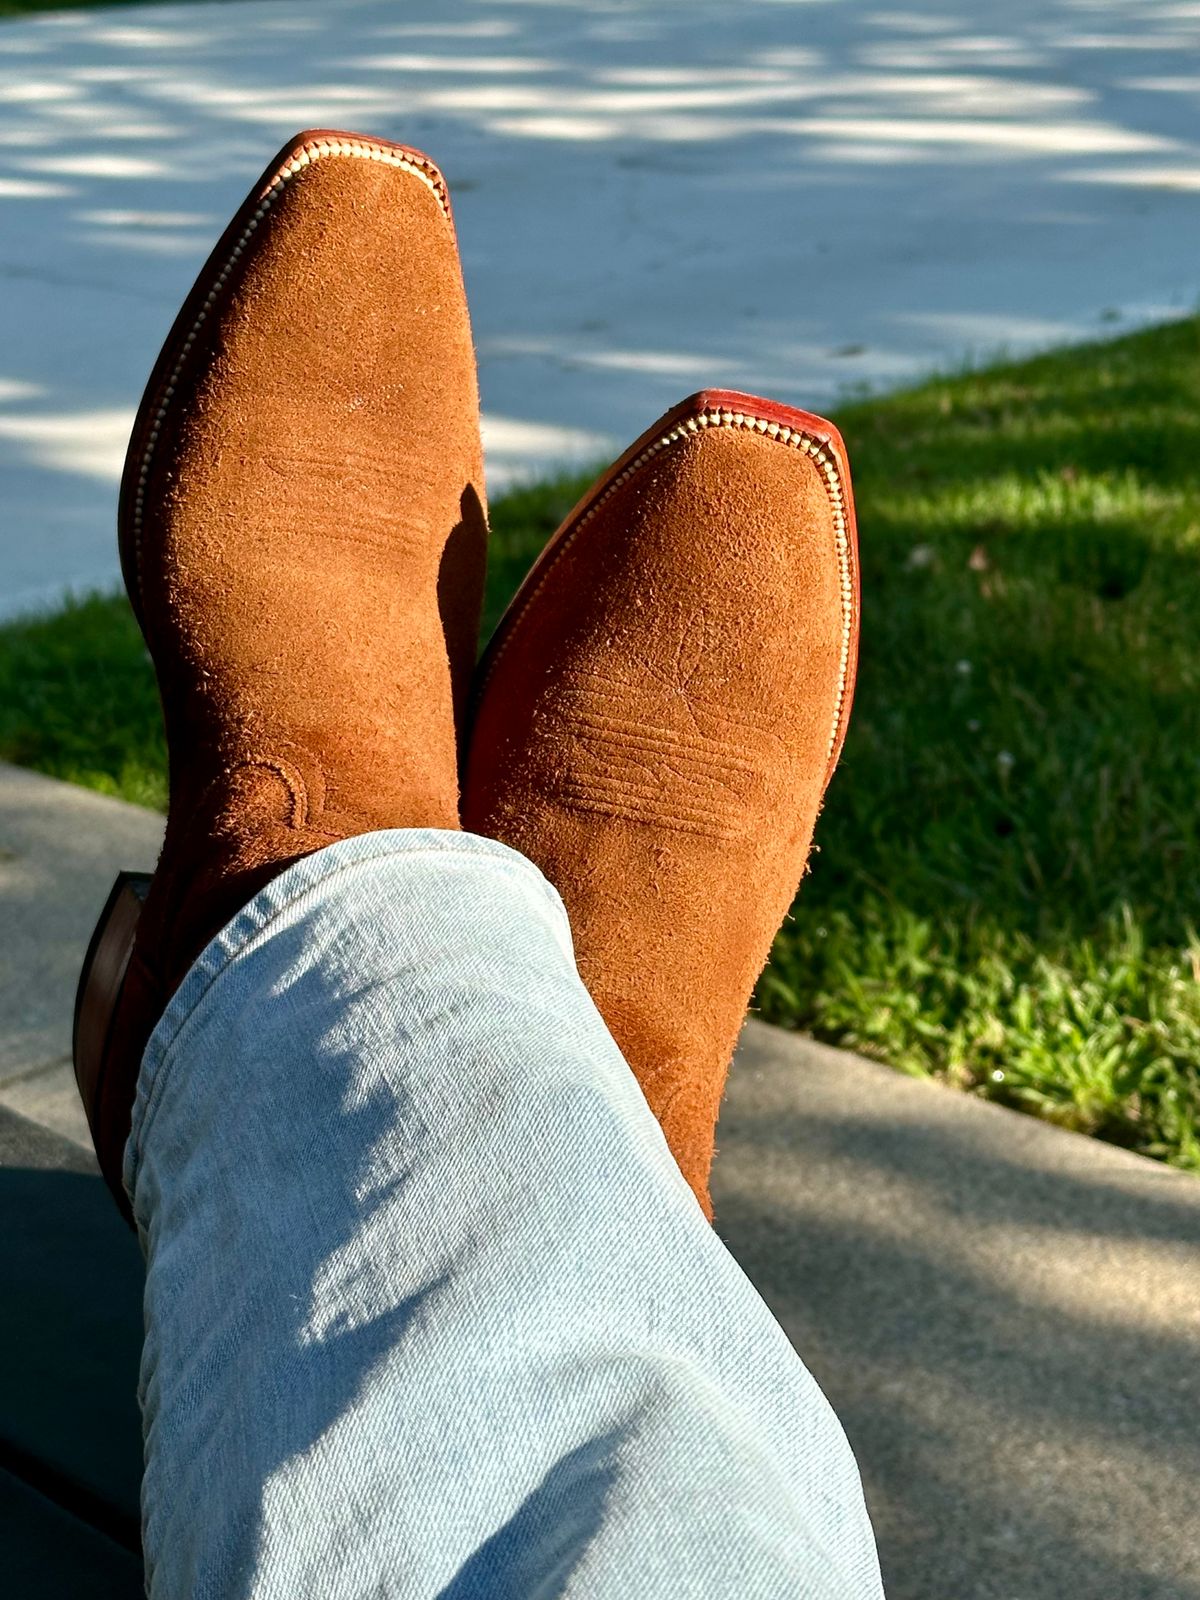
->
xmin=72 ymin=873 xmax=151 ymax=1125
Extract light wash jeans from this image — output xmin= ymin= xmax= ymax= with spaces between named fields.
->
xmin=123 ymin=830 xmax=883 ymax=1600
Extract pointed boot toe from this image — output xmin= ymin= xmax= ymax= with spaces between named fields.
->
xmin=463 ymin=390 xmax=858 ymax=1214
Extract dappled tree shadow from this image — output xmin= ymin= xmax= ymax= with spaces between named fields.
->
xmin=713 ymin=1029 xmax=1200 ymax=1600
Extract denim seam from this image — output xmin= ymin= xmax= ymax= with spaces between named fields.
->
xmin=125 ymin=836 xmax=568 ymax=1203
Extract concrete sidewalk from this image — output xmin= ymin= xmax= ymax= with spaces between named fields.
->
xmin=0 ymin=762 xmax=162 ymax=1148
xmin=1 ymin=760 xmax=1198 ymax=1598
xmin=3 ymin=0 xmax=1200 ymax=616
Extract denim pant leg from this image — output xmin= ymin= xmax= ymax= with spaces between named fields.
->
xmin=124 ymin=830 xmax=883 ymax=1600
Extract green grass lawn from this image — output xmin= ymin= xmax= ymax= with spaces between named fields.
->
xmin=3 ymin=319 xmax=1198 ymax=1169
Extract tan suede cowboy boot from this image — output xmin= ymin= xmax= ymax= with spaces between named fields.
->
xmin=463 ymin=391 xmax=858 ymax=1217
xmin=74 ymin=130 xmax=487 ymax=1220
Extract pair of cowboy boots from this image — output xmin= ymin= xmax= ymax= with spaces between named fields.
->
xmin=74 ymin=131 xmax=860 ymax=1225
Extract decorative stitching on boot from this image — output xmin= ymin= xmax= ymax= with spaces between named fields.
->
xmin=130 ymin=136 xmax=451 ymax=609
xmin=236 ymin=756 xmax=314 ymax=829
xmin=565 ymin=711 xmax=759 ymax=779
xmin=556 ymin=785 xmax=747 ymax=841
xmin=479 ymin=407 xmax=856 ymax=773
xmin=554 ymin=681 xmax=764 ymax=835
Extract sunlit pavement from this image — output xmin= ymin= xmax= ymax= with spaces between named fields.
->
xmin=1 ymin=0 xmax=1199 ymax=615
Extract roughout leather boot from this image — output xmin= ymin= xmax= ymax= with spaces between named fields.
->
xmin=463 ymin=391 xmax=859 ymax=1217
xmin=74 ymin=130 xmax=487 ymax=1221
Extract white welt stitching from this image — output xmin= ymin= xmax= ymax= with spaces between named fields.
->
xmin=483 ymin=407 xmax=856 ymax=771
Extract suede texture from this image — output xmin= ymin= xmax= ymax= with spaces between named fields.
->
xmin=87 ymin=134 xmax=486 ymax=1209
xmin=464 ymin=406 xmax=857 ymax=1216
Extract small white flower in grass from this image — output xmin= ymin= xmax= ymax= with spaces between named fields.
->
xmin=955 ymin=659 xmax=972 ymax=676
xmin=991 ymin=1069 xmax=1006 ymax=1083
xmin=907 ymin=544 xmax=936 ymax=569
xmin=997 ymin=750 xmax=1015 ymax=776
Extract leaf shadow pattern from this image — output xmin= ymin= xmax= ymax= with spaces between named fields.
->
xmin=136 ymin=916 xmax=456 ymax=1597
xmin=712 ymin=1030 xmax=1200 ymax=1600
xmin=438 ymin=1429 xmax=627 ymax=1600
xmin=134 ymin=903 xmax=636 ymax=1600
